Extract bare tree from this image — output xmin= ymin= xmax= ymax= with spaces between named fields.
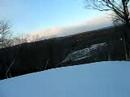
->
xmin=85 ymin=0 xmax=130 ymax=59
xmin=0 ymin=20 xmax=12 ymax=48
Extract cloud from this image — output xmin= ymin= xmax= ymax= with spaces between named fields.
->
xmin=26 ymin=27 xmax=62 ymax=42
xmin=26 ymin=14 xmax=112 ymax=42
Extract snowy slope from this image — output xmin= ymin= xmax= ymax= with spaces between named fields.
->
xmin=61 ymin=42 xmax=106 ymax=63
xmin=0 ymin=61 xmax=130 ymax=97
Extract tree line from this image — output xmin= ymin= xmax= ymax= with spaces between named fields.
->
xmin=85 ymin=0 xmax=130 ymax=59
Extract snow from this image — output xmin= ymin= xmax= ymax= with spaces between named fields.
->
xmin=62 ymin=42 xmax=107 ymax=62
xmin=0 ymin=61 xmax=130 ymax=97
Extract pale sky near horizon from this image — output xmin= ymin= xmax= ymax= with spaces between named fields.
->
xmin=0 ymin=0 xmax=111 ymax=37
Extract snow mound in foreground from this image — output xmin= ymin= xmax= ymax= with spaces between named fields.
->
xmin=0 ymin=61 xmax=130 ymax=97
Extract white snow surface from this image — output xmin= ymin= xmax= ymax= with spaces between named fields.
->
xmin=0 ymin=61 xmax=130 ymax=97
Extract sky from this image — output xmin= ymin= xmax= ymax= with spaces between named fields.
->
xmin=0 ymin=0 xmax=112 ymax=39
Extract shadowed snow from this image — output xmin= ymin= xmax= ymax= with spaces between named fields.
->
xmin=0 ymin=61 xmax=130 ymax=97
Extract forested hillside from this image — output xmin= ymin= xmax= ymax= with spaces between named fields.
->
xmin=0 ymin=25 xmax=129 ymax=79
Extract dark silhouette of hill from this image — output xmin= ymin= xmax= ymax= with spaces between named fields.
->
xmin=0 ymin=25 xmax=129 ymax=79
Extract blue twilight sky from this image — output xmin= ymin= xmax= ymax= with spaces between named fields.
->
xmin=0 ymin=0 xmax=110 ymax=37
